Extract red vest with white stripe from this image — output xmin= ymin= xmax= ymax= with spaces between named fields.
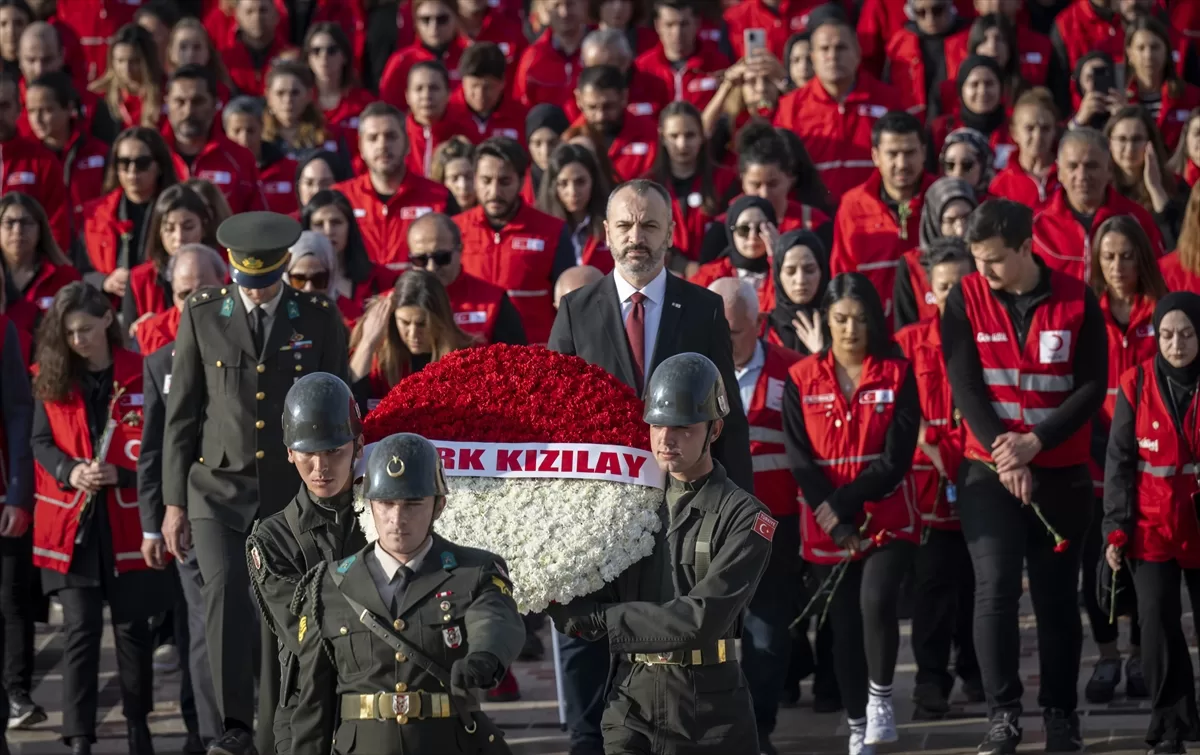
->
xmin=1121 ymin=361 xmax=1200 ymax=567
xmin=788 ymin=351 xmax=919 ymax=564
xmin=747 ymin=341 xmax=803 ymax=517
xmin=446 ymin=272 xmax=505 ymax=344
xmin=960 ymin=270 xmax=1089 ymax=468
xmin=32 ymin=348 xmax=147 ymax=575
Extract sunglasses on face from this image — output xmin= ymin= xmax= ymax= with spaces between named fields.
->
xmin=288 ymin=271 xmax=330 ymax=289
xmin=914 ymin=4 xmax=949 ymax=19
xmin=410 ymin=250 xmax=455 ymax=268
xmin=417 ymin=13 xmax=451 ymax=26
xmin=116 ymin=155 xmax=154 ymax=173
xmin=733 ymin=223 xmax=762 ymax=239
xmin=943 ymin=158 xmax=976 ymax=173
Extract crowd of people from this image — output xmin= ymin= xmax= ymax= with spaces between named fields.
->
xmin=0 ymin=0 xmax=1197 ymax=754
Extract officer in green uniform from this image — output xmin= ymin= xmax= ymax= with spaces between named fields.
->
xmin=548 ymin=353 xmax=775 ymax=755
xmin=161 ymin=212 xmax=350 ymax=755
xmin=290 ymin=433 xmax=525 ymax=755
xmin=246 ymin=372 xmax=368 ymax=753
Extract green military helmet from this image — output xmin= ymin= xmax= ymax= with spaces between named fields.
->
xmin=643 ymin=353 xmax=730 ymax=426
xmin=362 ymin=433 xmax=449 ymax=500
xmin=281 ymin=372 xmax=362 ymax=453
xmin=217 ymin=212 xmax=302 ymax=289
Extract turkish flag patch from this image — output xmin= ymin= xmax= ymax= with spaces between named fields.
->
xmin=753 ymin=512 xmax=778 ymax=542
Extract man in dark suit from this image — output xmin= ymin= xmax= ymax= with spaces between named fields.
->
xmin=546 ymin=178 xmax=752 ymax=755
xmin=161 ymin=214 xmax=349 ymax=755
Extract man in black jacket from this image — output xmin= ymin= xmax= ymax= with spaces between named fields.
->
xmin=547 ymin=179 xmax=752 ymax=755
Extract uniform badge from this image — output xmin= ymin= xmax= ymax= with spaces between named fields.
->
xmin=121 ymin=410 xmax=142 ymax=427
xmin=491 ymin=576 xmax=512 ymax=596
xmin=442 ymin=625 xmax=463 ymax=648
xmin=752 ymin=512 xmax=778 ymax=542
xmin=220 ymin=298 xmax=234 ymax=317
xmin=298 ymin=615 xmax=307 ymax=643
xmin=493 ymin=561 xmax=509 ymax=580
xmin=251 ymin=547 xmax=262 ymax=571
xmin=338 ymin=555 xmax=356 ymax=573
xmin=286 ymin=300 xmax=301 ymax=319
xmin=435 ymin=590 xmax=453 ymax=598
xmin=440 ymin=552 xmax=457 ymax=570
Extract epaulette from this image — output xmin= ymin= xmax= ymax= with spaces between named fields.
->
xmin=188 ymin=286 xmax=229 ymax=306
xmin=294 ymin=290 xmax=337 ymax=314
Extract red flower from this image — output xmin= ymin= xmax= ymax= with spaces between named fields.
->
xmin=114 ymin=219 xmax=134 ymax=239
xmin=871 ymin=530 xmax=892 ymax=547
xmin=1107 ymin=530 xmax=1128 ymax=548
xmin=1054 ymin=539 xmax=1071 ymax=553
xmin=363 ymin=344 xmax=651 ymax=449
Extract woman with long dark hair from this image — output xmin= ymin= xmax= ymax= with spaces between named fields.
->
xmin=0 ymin=193 xmax=78 ymax=317
xmin=1159 ymin=184 xmax=1200 ymax=293
xmin=1122 ymin=15 xmax=1200 ymax=151
xmin=305 ymin=22 xmax=374 ymax=138
xmin=1166 ymin=108 xmax=1200 ymax=185
xmin=767 ymin=229 xmax=829 ymax=356
xmin=894 ymin=177 xmax=978 ymax=330
xmin=536 ymin=143 xmax=614 ymax=273
xmin=347 ymin=269 xmax=475 ymax=409
xmin=783 ymin=272 xmax=919 ymax=755
xmin=300 ymin=189 xmax=399 ymax=315
xmin=293 ymin=151 xmax=350 ymax=214
xmin=30 ymin=282 xmax=171 ymax=755
xmin=88 ymin=24 xmax=163 ymax=130
xmin=263 ymin=60 xmax=346 ymax=161
xmin=690 ymin=195 xmax=778 ymax=311
xmin=165 ymin=18 xmax=232 ymax=110
xmin=1105 ymin=106 xmax=1188 ymax=247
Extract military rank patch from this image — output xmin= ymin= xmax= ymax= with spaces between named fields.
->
xmin=287 ymin=300 xmax=300 ymax=319
xmin=251 ymin=547 xmax=262 ymax=571
xmin=338 ymin=555 xmax=356 ymax=573
xmin=440 ymin=552 xmax=457 ymax=570
xmin=220 ymin=297 xmax=234 ymax=317
xmin=298 ymin=615 xmax=308 ymax=643
xmin=442 ymin=626 xmax=462 ymax=648
xmin=491 ymin=576 xmax=512 ymax=596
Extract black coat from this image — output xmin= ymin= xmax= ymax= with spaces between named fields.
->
xmin=137 ymin=343 xmax=172 ymax=534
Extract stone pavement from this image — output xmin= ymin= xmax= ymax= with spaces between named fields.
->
xmin=4 ymin=604 xmax=1184 ymax=754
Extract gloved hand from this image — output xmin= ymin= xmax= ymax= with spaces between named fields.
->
xmin=562 ymin=609 xmax=607 ymax=642
xmin=450 ymin=651 xmax=502 ymax=696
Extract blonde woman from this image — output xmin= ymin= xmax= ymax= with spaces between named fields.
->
xmin=88 ymin=24 xmax=163 ymax=130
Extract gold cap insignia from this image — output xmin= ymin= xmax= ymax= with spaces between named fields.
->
xmin=242 ymin=256 xmax=264 ymax=270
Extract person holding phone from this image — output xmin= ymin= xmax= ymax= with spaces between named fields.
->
xmin=1070 ymin=52 xmax=1121 ymax=131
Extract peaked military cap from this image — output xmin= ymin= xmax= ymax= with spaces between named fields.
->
xmin=217 ymin=212 xmax=303 ymax=289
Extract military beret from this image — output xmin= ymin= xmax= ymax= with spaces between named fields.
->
xmin=217 ymin=212 xmax=303 ymax=289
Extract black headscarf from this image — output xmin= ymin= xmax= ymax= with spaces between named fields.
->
xmin=1152 ymin=292 xmax=1200 ymax=432
xmin=768 ymin=229 xmax=829 ymax=355
xmin=723 ymin=196 xmax=777 ymax=274
xmin=525 ymin=104 xmax=569 ymax=199
xmin=918 ymin=176 xmax=977 ymax=249
xmin=957 ymin=55 xmax=1006 ymax=136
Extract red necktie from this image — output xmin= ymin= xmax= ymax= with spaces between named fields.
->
xmin=625 ymin=292 xmax=646 ymax=391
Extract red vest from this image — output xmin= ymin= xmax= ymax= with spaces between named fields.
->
xmin=960 ymin=270 xmax=1090 ymax=467
xmin=454 ymin=203 xmax=564 ymax=345
xmin=1160 ymin=250 xmax=1200 ymax=294
xmin=1121 ymin=361 xmax=1200 ymax=567
xmin=1032 ymin=187 xmax=1165 ymax=282
xmin=333 ymin=173 xmax=451 ymax=269
xmin=447 ymin=272 xmax=506 ymax=344
xmin=748 ymin=342 xmax=803 ymax=516
xmin=900 ymin=247 xmax=938 ymax=325
xmin=135 ymin=307 xmax=180 ymax=355
xmin=32 ymin=348 xmax=148 ymax=575
xmin=988 ymin=162 xmax=1059 ymax=212
xmin=260 ymin=155 xmax=300 ymax=216
xmin=688 ymin=259 xmax=776 ymax=313
xmin=664 ymin=167 xmax=737 ymax=259
xmin=884 ymin=28 xmax=932 ymax=122
xmin=128 ymin=261 xmax=167 ymax=320
xmin=18 ymin=260 xmax=80 ymax=313
xmin=789 ymin=351 xmax=919 ymax=564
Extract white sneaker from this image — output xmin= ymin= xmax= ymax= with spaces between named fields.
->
xmin=849 ymin=722 xmax=877 ymax=755
xmin=865 ymin=694 xmax=898 ymax=745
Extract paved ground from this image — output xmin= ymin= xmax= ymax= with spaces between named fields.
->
xmin=4 ymin=602 xmax=1183 ymax=754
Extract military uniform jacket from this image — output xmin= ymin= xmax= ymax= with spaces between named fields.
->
xmin=290 ymin=535 xmax=525 ymax=755
xmin=161 ymin=285 xmax=349 ymax=531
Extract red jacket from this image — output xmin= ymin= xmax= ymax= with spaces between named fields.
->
xmin=80 ymin=189 xmax=127 ymax=276
xmin=896 ymin=317 xmax=964 ymax=530
xmin=988 ymin=162 xmax=1059 ymax=212
xmin=856 ymin=0 xmax=975 ymax=75
xmin=897 ymin=247 xmax=937 ymax=326
xmin=689 ymin=258 xmax=776 ymax=312
xmin=884 ymin=26 xmax=955 ymax=122
xmin=404 ymin=112 xmax=475 ymax=177
xmin=378 ymin=36 xmax=469 ymax=109
xmin=0 ymin=136 xmax=69 ymax=251
xmin=46 ymin=15 xmax=89 ymax=92
xmin=18 ymin=81 xmax=103 ymax=140
xmin=15 ymin=259 xmax=80 ymax=313
xmin=1127 ymin=80 xmax=1200 ymax=151
xmin=322 ymin=87 xmax=377 ymax=136
xmin=203 ymin=0 xmax=290 ymax=59
xmin=58 ymin=127 xmax=109 ymax=241
xmin=790 ymin=351 xmax=920 ymax=563
xmin=725 ymin=0 xmax=844 ymax=59
xmin=1053 ymin=0 xmax=1126 ymax=74
xmin=1032 ymin=187 xmax=1165 ymax=281
xmin=127 ymin=261 xmax=167 ymax=320
xmin=135 ymin=306 xmax=180 ymax=355
xmin=831 ymin=172 xmax=932 ymax=318
xmin=774 ymin=74 xmax=906 ymax=202
xmin=3 ymin=303 xmax=36 ymax=364
xmin=1118 ymin=359 xmax=1200 ymax=567
xmin=462 ymin=9 xmax=528 ymax=68
xmin=513 ymin=31 xmax=583 ymax=111
xmin=1159 ymin=250 xmax=1200 ymax=293
xmin=664 ymin=166 xmax=738 ymax=258
xmin=165 ymin=125 xmax=267 ymax=215
xmin=746 ymin=341 xmax=804 ymax=516
xmin=597 ymin=115 xmax=659 ymax=183
xmin=634 ymin=42 xmax=730 ymax=112
xmin=32 ymin=347 xmax=149 ymax=575
xmin=60 ymin=0 xmax=145 ymax=84
xmin=449 ymin=95 xmax=526 ymax=144
xmin=218 ymin=31 xmax=297 ymax=98
xmin=447 ymin=271 xmax=508 ymax=344
xmin=960 ymin=269 xmax=1091 ymax=468
xmin=333 ymin=172 xmax=450 ymax=269
xmin=454 ymin=202 xmax=565 ymax=345
xmin=259 ymin=152 xmax=300 ymax=216
xmin=562 ymin=69 xmax=670 ymax=123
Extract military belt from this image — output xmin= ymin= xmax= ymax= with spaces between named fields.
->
xmin=630 ymin=639 xmax=729 ymax=666
xmin=340 ymin=691 xmax=453 ymax=723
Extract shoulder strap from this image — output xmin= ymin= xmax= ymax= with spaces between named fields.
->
xmin=693 ymin=510 xmax=720 ymax=583
xmin=284 ymin=504 xmax=324 ymax=571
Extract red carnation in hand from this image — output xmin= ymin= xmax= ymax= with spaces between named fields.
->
xmin=1053 ymin=539 xmax=1071 ymax=553
xmin=114 ymin=219 xmax=134 ymax=240
xmin=1107 ymin=530 xmax=1128 ymax=549
xmin=871 ymin=530 xmax=892 ymax=547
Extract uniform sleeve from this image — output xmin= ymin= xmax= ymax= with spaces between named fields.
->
xmin=603 ymin=496 xmax=771 ymax=653
xmin=491 ymin=295 xmax=528 ymax=345
xmin=463 ymin=560 xmax=525 ymax=675
xmin=942 ymin=283 xmax=1008 ymax=451
xmin=247 ymin=525 xmax=307 ymax=656
xmin=136 ymin=356 xmax=166 ymax=533
xmin=0 ymin=322 xmax=33 ymax=510
xmin=708 ymin=302 xmax=755 ymax=493
xmin=826 ymin=366 xmax=920 ymax=522
xmin=1030 ymin=288 xmax=1107 ymax=450
xmin=162 ymin=303 xmax=205 ymax=511
xmin=781 ymin=377 xmax=836 ymax=509
xmin=289 ymin=565 xmax=338 ymax=755
xmin=546 ymin=296 xmax=576 ymax=355
xmin=1102 ymin=383 xmax=1137 ymax=542
xmin=31 ymin=400 xmax=75 ymax=487
xmin=550 ymin=227 xmax=575 ymax=282
xmin=318 ymin=309 xmax=350 ymax=384
xmin=892 ymin=257 xmax=920 ymax=331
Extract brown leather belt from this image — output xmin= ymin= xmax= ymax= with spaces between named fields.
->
xmin=340 ymin=691 xmax=452 ymax=723
xmin=630 ymin=639 xmax=729 ymax=666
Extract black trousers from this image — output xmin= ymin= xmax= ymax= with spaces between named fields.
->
xmin=559 ymin=630 xmax=609 ymax=749
xmin=57 ymin=587 xmax=153 ymax=741
xmin=178 ymin=552 xmax=221 ymax=743
xmin=1131 ymin=559 xmax=1200 ymax=745
xmin=957 ymin=461 xmax=1092 ymax=717
xmin=911 ymin=527 xmax=979 ymax=695
xmin=743 ymin=514 xmax=800 ymax=737
xmin=1081 ymin=497 xmax=1140 ymax=647
xmin=192 ymin=518 xmax=261 ymax=734
xmin=0 ymin=533 xmax=33 ymax=697
xmin=809 ymin=540 xmax=916 ymax=720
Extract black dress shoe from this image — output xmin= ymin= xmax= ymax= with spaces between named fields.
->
xmin=69 ymin=736 xmax=92 ymax=755
xmin=128 ymin=721 xmax=155 ymax=755
xmin=207 ymin=729 xmax=258 ymax=755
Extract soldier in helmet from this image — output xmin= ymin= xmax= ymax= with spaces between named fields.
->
xmin=245 ymin=372 xmax=369 ymax=754
xmin=547 ymin=352 xmax=775 ymax=755
xmin=289 ymin=433 xmax=525 ymax=755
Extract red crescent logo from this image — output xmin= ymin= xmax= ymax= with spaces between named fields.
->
xmin=1049 ymin=334 xmax=1064 ymax=351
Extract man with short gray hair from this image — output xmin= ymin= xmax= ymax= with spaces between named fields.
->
xmin=135 ymin=244 xmax=226 ymax=354
xmin=1031 ymin=126 xmax=1164 ymax=281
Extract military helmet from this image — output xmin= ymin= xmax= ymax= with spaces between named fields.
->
xmin=362 ymin=433 xmax=449 ymax=500
xmin=281 ymin=373 xmax=362 ymax=453
xmin=643 ymin=353 xmax=729 ymax=426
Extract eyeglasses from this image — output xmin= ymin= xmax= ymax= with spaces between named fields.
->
xmin=288 ymin=271 xmax=330 ymax=289
xmin=116 ymin=156 xmax=155 ymax=173
xmin=409 ymin=250 xmax=455 ymax=268
xmin=914 ymin=4 xmax=949 ymax=19
xmin=0 ymin=217 xmax=34 ymax=231
xmin=417 ymin=13 xmax=452 ymax=26
xmin=942 ymin=158 xmax=977 ymax=173
xmin=733 ymin=223 xmax=762 ymax=239
xmin=307 ymin=45 xmax=341 ymax=57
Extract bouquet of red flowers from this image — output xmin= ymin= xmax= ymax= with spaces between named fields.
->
xmin=360 ymin=345 xmax=665 ymax=612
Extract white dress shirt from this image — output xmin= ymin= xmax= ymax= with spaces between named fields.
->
xmin=238 ymin=284 xmax=284 ymax=319
xmin=734 ymin=340 xmax=765 ymax=413
xmin=614 ymin=266 xmax=668 ymax=375
xmin=374 ymin=536 xmax=434 ymax=579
